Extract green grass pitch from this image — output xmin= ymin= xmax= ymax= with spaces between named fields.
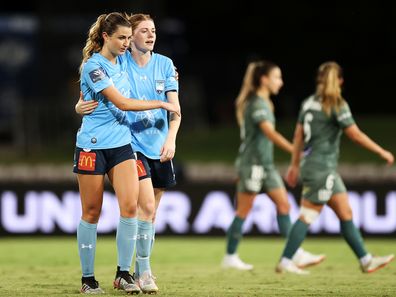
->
xmin=0 ymin=237 xmax=395 ymax=296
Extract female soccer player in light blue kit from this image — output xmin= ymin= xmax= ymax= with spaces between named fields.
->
xmin=125 ymin=13 xmax=181 ymax=294
xmin=76 ymin=13 xmax=181 ymax=294
xmin=75 ymin=12 xmax=179 ymax=294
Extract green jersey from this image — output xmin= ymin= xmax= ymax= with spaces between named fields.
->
xmin=236 ymin=95 xmax=275 ymax=168
xmin=298 ymin=95 xmax=355 ymax=170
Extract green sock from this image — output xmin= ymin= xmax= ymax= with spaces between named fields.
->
xmin=282 ymin=219 xmax=309 ymax=259
xmin=226 ymin=216 xmax=245 ymax=254
xmin=277 ymin=214 xmax=291 ymax=237
xmin=340 ymin=220 xmax=367 ymax=259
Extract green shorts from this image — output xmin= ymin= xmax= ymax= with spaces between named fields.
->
xmin=300 ymin=167 xmax=346 ymax=204
xmin=237 ymin=164 xmax=284 ymax=193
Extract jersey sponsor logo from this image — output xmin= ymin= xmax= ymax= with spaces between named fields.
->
xmin=337 ymin=111 xmax=352 ymax=122
xmin=252 ymin=109 xmax=267 ymax=118
xmin=89 ymin=67 xmax=106 ymax=83
xmin=155 ymin=80 xmax=165 ymax=94
xmin=78 ymin=152 xmax=96 ymax=171
xmin=136 ymin=159 xmax=147 ymax=177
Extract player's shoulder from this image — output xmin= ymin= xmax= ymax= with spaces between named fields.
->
xmin=83 ymin=54 xmax=102 ymax=72
xmin=152 ymin=52 xmax=173 ymax=65
xmin=300 ymin=94 xmax=321 ymax=112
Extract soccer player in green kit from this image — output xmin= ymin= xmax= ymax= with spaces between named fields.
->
xmin=276 ymin=61 xmax=394 ymax=274
xmin=222 ymin=60 xmax=324 ymax=270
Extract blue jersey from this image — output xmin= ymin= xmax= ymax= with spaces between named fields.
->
xmin=125 ymin=51 xmax=178 ymax=159
xmin=77 ymin=53 xmax=131 ymax=149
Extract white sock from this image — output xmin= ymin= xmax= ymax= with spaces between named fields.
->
xmin=280 ymin=257 xmax=293 ymax=267
xmin=360 ymin=253 xmax=372 ymax=266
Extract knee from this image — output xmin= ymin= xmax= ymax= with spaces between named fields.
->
xmin=236 ymin=206 xmax=252 ymax=219
xmin=299 ymin=206 xmax=320 ymax=224
xmin=337 ymin=207 xmax=353 ymax=221
xmin=82 ymin=206 xmax=101 ymax=223
xmin=276 ymin=201 xmax=290 ymax=214
xmin=121 ymin=203 xmax=138 ymax=218
xmin=138 ymin=200 xmax=155 ymax=219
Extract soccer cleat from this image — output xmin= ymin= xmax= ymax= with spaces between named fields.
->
xmin=113 ymin=270 xmax=141 ymax=295
xmin=361 ymin=254 xmax=394 ymax=273
xmin=292 ymin=249 xmax=326 ymax=268
xmin=221 ymin=254 xmax=253 ymax=270
xmin=138 ymin=271 xmax=159 ymax=295
xmin=276 ymin=259 xmax=310 ymax=275
xmin=80 ymin=276 xmax=105 ymax=294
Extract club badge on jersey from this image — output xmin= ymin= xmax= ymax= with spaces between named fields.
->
xmin=155 ymin=80 xmax=165 ymax=94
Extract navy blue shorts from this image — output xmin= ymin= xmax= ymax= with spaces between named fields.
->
xmin=136 ymin=152 xmax=177 ymax=189
xmin=73 ymin=144 xmax=135 ymax=175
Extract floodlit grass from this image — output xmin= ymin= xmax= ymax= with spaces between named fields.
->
xmin=0 ymin=237 xmax=395 ymax=296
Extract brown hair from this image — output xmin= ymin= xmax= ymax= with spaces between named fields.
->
xmin=79 ymin=12 xmax=131 ymax=73
xmin=128 ymin=13 xmax=153 ymax=33
xmin=235 ymin=60 xmax=278 ymax=126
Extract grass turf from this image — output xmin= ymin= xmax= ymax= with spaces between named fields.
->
xmin=0 ymin=237 xmax=395 ymax=296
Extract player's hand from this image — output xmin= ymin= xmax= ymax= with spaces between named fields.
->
xmin=161 ymin=101 xmax=181 ymax=117
xmin=174 ymin=67 xmax=179 ymax=81
xmin=285 ymin=165 xmax=299 ymax=188
xmin=160 ymin=140 xmax=176 ymax=163
xmin=75 ymin=91 xmax=98 ymax=115
xmin=380 ymin=150 xmax=394 ymax=166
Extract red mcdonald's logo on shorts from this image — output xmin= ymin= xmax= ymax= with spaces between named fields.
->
xmin=136 ymin=159 xmax=147 ymax=177
xmin=78 ymin=152 xmax=96 ymax=171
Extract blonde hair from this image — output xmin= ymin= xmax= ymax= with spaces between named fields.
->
xmin=79 ymin=12 xmax=131 ymax=73
xmin=316 ymin=61 xmax=345 ymax=115
xmin=235 ymin=60 xmax=277 ymax=126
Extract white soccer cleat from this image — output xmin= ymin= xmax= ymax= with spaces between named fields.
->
xmin=138 ymin=271 xmax=159 ymax=294
xmin=361 ymin=254 xmax=394 ymax=273
xmin=292 ymin=249 xmax=326 ymax=268
xmin=221 ymin=254 xmax=253 ymax=270
xmin=276 ymin=258 xmax=310 ymax=275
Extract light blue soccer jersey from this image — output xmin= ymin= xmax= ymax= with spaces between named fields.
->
xmin=125 ymin=51 xmax=178 ymax=159
xmin=77 ymin=53 xmax=131 ymax=149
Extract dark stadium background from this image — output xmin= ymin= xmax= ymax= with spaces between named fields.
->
xmin=0 ymin=0 xmax=395 ymax=237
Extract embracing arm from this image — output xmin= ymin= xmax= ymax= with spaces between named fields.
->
xmin=344 ymin=124 xmax=394 ymax=165
xmin=259 ymin=121 xmax=293 ymax=154
xmin=160 ymin=91 xmax=182 ymax=162
xmin=102 ymin=86 xmax=180 ymax=115
xmin=75 ymin=92 xmax=98 ymax=115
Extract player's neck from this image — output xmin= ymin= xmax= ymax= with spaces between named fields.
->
xmin=131 ymin=50 xmax=151 ymax=67
xmin=99 ymin=49 xmax=118 ymax=64
xmin=256 ymin=88 xmax=270 ymax=100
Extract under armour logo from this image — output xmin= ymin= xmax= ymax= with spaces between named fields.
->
xmin=136 ymin=234 xmax=149 ymax=240
xmin=81 ymin=244 xmax=93 ymax=249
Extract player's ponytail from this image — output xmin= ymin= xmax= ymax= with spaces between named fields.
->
xmin=316 ymin=61 xmax=345 ymax=115
xmin=79 ymin=12 xmax=131 ymax=74
xmin=235 ymin=60 xmax=277 ymax=126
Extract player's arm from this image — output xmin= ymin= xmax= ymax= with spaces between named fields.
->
xmin=259 ymin=121 xmax=293 ymax=154
xmin=344 ymin=124 xmax=394 ymax=165
xmin=160 ymin=91 xmax=182 ymax=162
xmin=102 ymin=85 xmax=180 ymax=116
xmin=75 ymin=92 xmax=98 ymax=115
xmin=286 ymin=123 xmax=304 ymax=187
